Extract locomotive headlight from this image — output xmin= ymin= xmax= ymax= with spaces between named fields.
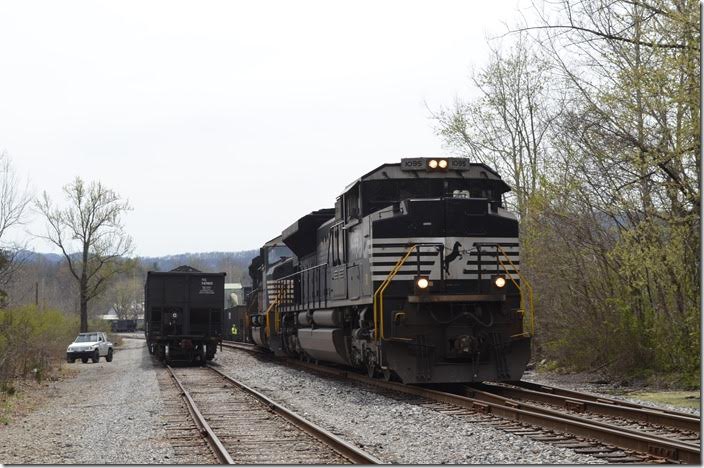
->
xmin=416 ymin=277 xmax=430 ymax=289
xmin=494 ymin=276 xmax=506 ymax=288
xmin=428 ymin=159 xmax=438 ymax=169
xmin=438 ymin=159 xmax=448 ymax=169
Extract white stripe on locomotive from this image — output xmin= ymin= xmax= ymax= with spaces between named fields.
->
xmin=371 ymin=236 xmax=520 ymax=282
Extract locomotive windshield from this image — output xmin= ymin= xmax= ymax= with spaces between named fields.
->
xmin=360 ymin=179 xmax=504 ymax=215
xmin=267 ymin=245 xmax=292 ymax=265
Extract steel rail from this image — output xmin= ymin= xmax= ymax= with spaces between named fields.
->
xmin=165 ymin=365 xmax=235 ymax=464
xmin=220 ymin=341 xmax=700 ymax=463
xmin=221 ymin=340 xmax=263 ymax=353
xmin=342 ymin=374 xmax=700 ymax=464
xmin=512 ymin=380 xmax=700 ymax=420
xmin=470 ymin=382 xmax=700 ymax=433
xmin=277 ymin=359 xmax=700 ymax=464
xmin=460 ymin=385 xmax=700 ymax=447
xmin=207 ymin=365 xmax=382 ymax=465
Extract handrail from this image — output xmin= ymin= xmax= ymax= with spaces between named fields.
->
xmin=274 ymin=263 xmax=328 ymax=311
xmin=495 ymin=244 xmax=534 ymax=336
xmin=372 ymin=244 xmax=417 ymax=341
xmin=277 ymin=262 xmax=328 ymax=281
xmin=263 ymin=298 xmax=279 ymax=337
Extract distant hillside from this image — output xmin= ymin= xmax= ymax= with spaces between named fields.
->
xmin=138 ymin=250 xmax=258 ymax=273
xmin=24 ymin=249 xmax=258 ymax=277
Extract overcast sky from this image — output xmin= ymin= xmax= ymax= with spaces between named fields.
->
xmin=1 ymin=0 xmax=528 ymax=257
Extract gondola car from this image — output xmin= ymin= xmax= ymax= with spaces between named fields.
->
xmin=145 ymin=265 xmax=225 ymax=364
xmin=246 ymin=157 xmax=533 ymax=383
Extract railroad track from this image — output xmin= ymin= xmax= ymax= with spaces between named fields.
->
xmin=156 ymin=369 xmax=223 ymax=463
xmin=165 ymin=362 xmax=381 ymax=464
xmin=219 ymin=341 xmax=700 ymax=464
xmin=466 ymin=382 xmax=700 ymax=441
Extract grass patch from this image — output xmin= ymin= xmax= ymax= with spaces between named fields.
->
xmin=626 ymin=390 xmax=701 ymax=410
xmin=0 ymin=384 xmax=17 ymax=425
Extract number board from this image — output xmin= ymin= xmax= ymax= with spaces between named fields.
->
xmin=400 ymin=158 xmax=426 ymax=170
xmin=448 ymin=158 xmax=470 ymax=170
xmin=400 ymin=158 xmax=471 ymax=171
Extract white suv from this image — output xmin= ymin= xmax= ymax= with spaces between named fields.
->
xmin=66 ymin=332 xmax=114 ymax=363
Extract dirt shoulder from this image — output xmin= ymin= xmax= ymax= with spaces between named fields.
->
xmin=0 ymin=338 xmax=175 ymax=464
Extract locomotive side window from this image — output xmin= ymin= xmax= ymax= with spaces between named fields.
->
xmin=345 ymin=185 xmax=360 ymax=220
xmin=328 ymin=224 xmax=346 ymax=266
xmin=338 ymin=227 xmax=346 ymax=264
xmin=329 ymin=228 xmax=339 ymax=266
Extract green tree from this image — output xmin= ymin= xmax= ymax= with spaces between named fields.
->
xmin=524 ymin=0 xmax=700 ymax=380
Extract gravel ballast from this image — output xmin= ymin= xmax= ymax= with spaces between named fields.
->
xmin=0 ymin=338 xmax=175 ymax=464
xmin=214 ymin=349 xmax=604 ymax=464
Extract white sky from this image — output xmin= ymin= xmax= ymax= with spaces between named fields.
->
xmin=1 ymin=0 xmax=528 ymax=257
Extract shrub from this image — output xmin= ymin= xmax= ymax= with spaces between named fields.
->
xmin=0 ymin=306 xmax=78 ymax=386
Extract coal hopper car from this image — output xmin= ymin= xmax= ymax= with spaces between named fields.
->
xmin=145 ymin=266 xmax=225 ymax=364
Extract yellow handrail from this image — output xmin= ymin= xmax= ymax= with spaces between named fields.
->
xmin=495 ymin=245 xmax=534 ymax=336
xmin=263 ymin=298 xmax=279 ymax=337
xmin=372 ymin=244 xmax=417 ymax=341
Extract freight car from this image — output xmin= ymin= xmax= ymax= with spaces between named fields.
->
xmin=111 ymin=319 xmax=137 ymax=333
xmin=245 ymin=157 xmax=533 ymax=384
xmin=144 ymin=266 xmax=225 ymax=364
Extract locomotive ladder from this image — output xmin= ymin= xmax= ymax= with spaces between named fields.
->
xmin=372 ymin=244 xmax=418 ymax=341
xmin=494 ymin=244 xmax=535 ymax=336
xmin=263 ymin=298 xmax=280 ymax=337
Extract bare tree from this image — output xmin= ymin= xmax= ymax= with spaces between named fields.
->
xmin=35 ymin=178 xmax=134 ymax=332
xmin=431 ymin=34 xmax=561 ymax=217
xmin=0 ymin=151 xmax=32 ymax=300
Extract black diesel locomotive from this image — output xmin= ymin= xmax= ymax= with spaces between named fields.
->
xmin=145 ymin=266 xmax=225 ymax=364
xmin=246 ymin=157 xmax=533 ymax=384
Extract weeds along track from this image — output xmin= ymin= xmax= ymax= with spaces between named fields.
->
xmin=166 ymin=364 xmax=380 ymax=464
xmin=219 ymin=341 xmax=699 ymax=464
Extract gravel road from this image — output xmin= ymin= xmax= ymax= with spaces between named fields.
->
xmin=0 ymin=338 xmax=175 ymax=464
xmin=213 ymin=349 xmax=604 ymax=464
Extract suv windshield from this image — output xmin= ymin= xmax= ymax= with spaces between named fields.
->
xmin=75 ymin=334 xmax=99 ymax=342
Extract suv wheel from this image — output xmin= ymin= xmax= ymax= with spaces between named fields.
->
xmin=106 ymin=348 xmax=113 ymax=362
xmin=67 ymin=357 xmax=75 ymax=363
xmin=81 ymin=357 xmax=88 ymax=363
xmin=92 ymin=350 xmax=100 ymax=363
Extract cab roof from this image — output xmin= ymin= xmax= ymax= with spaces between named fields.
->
xmin=343 ymin=157 xmax=507 ymax=192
